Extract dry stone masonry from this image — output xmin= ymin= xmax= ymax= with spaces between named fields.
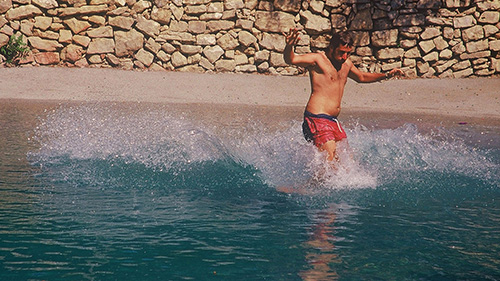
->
xmin=0 ymin=0 xmax=499 ymax=78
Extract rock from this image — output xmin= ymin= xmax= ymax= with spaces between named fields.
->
xmin=420 ymin=27 xmax=441 ymax=40
xmin=134 ymin=48 xmax=154 ymax=66
xmin=254 ymin=50 xmax=269 ymax=63
xmin=435 ymin=59 xmax=457 ymax=73
xmin=417 ymin=61 xmax=429 ymax=73
xmin=351 ymin=31 xmax=370 ymax=47
xmin=255 ymin=11 xmax=295 ymax=33
xmin=59 ymin=30 xmax=72 ymax=43
xmin=453 ymin=68 xmax=473 ymax=78
xmin=466 ymin=39 xmax=489 ymax=53
xmin=234 ymin=53 xmax=248 ymax=65
xmin=452 ymin=60 xmax=471 ymax=71
xmin=114 ymin=29 xmax=144 ymax=57
xmin=453 ymin=15 xmax=476 ymax=28
xmin=87 ymin=38 xmax=115 ymax=54
xmin=149 ymin=62 xmax=164 ymax=71
xmin=32 ymin=0 xmax=58 ymax=9
xmin=236 ymin=64 xmax=257 ymax=73
xmin=0 ymin=33 xmax=9 ymax=48
xmin=404 ymin=46 xmax=421 ymax=58
xmin=132 ymin=0 xmax=151 ymax=13
xmin=180 ymin=44 xmax=202 ymax=55
xmin=73 ymin=35 xmax=91 ymax=47
xmin=109 ymin=16 xmax=135 ymax=30
xmin=215 ymin=59 xmax=236 ymax=71
xmin=59 ymin=5 xmax=108 ymax=17
xmin=257 ymin=61 xmax=269 ymax=72
xmin=63 ymin=18 xmax=91 ymax=34
xmin=238 ymin=30 xmax=257 ymax=47
xmin=20 ymin=20 xmax=34 ymax=36
xmin=34 ymin=52 xmax=59 ymax=64
xmin=381 ymin=61 xmax=401 ymax=72
xmin=171 ymin=51 xmax=187 ymax=67
xmin=0 ymin=0 xmax=12 ymax=14
xmin=491 ymin=57 xmax=500 ymax=72
xmin=460 ymin=50 xmax=490 ymax=60
xmin=394 ymin=14 xmax=425 ymax=26
xmin=207 ymin=2 xmax=223 ymax=13
xmin=217 ymin=33 xmax=238 ymax=50
xmin=224 ymin=0 xmax=244 ymax=10
xmin=156 ymin=50 xmax=170 ymax=62
xmin=34 ymin=16 xmax=52 ymax=31
xmin=88 ymin=16 xmax=106 ymax=26
xmin=330 ymin=14 xmax=346 ymax=29
xmin=451 ymin=41 xmax=466 ymax=54
xmin=187 ymin=53 xmax=201 ymax=64
xmin=203 ymin=45 xmax=224 ymax=63
xmin=145 ymin=37 xmax=161 ymax=53
xmin=188 ymin=21 xmax=206 ymax=34
xmin=136 ymin=18 xmax=161 ymax=38
xmin=301 ymin=10 xmax=331 ymax=34
xmin=185 ymin=5 xmax=207 ymax=15
xmin=28 ymin=37 xmax=63 ymax=51
xmin=376 ymin=48 xmax=404 ymax=59
xmin=34 ymin=29 xmax=59 ymax=40
xmin=199 ymin=56 xmax=214 ymax=70
xmin=350 ymin=8 xmax=373 ymax=30
xmin=196 ymin=34 xmax=216 ymax=45
xmin=60 ymin=44 xmax=83 ymax=62
xmin=310 ymin=0 xmax=324 ymax=13
xmin=158 ymin=31 xmax=195 ymax=43
xmin=151 ymin=7 xmax=172 ymax=25
xmin=490 ymin=40 xmax=500 ymax=51
xmin=259 ymin=32 xmax=286 ymax=52
xmin=479 ymin=11 xmax=499 ymax=24
xmin=161 ymin=42 xmax=176 ymax=54
xmin=422 ymin=51 xmax=438 ymax=62
xmin=75 ymin=58 xmax=89 ymax=68
xmin=6 ymin=5 xmax=43 ymax=21
xmin=87 ymin=26 xmax=113 ymax=38
xmin=207 ymin=20 xmax=234 ymax=32
xmin=106 ymin=53 xmax=121 ymax=66
xmin=356 ymin=46 xmax=372 ymax=56
xmin=88 ymin=54 xmax=102 ymax=64
xmin=484 ymin=25 xmax=499 ymax=37
xmin=439 ymin=49 xmax=453 ymax=59
xmin=270 ymin=52 xmax=287 ymax=67
xmin=462 ymin=25 xmax=484 ymax=42
xmin=371 ymin=29 xmax=398 ymax=47
xmin=433 ymin=36 xmax=449 ymax=50
xmin=417 ymin=0 xmax=441 ymax=9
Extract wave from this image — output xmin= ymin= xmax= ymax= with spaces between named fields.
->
xmin=28 ymin=103 xmax=500 ymax=193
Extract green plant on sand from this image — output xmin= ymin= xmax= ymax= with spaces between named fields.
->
xmin=0 ymin=34 xmax=29 ymax=65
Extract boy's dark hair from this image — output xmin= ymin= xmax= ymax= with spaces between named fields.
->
xmin=328 ymin=31 xmax=353 ymax=50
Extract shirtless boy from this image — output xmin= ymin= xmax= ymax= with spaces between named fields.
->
xmin=284 ymin=29 xmax=403 ymax=162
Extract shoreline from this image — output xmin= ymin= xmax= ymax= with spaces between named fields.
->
xmin=1 ymin=67 xmax=499 ymax=122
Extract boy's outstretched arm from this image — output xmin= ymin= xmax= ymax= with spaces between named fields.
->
xmin=348 ymin=63 xmax=404 ymax=83
xmin=283 ymin=28 xmax=319 ymax=68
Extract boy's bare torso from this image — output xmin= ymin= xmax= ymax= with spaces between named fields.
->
xmin=305 ymin=52 xmax=353 ymax=118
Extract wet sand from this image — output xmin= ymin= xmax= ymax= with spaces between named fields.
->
xmin=1 ymin=67 xmax=499 ymax=127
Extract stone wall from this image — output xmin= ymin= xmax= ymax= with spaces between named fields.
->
xmin=0 ymin=0 xmax=499 ymax=78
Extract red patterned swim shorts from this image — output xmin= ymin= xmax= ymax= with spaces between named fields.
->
xmin=302 ymin=110 xmax=347 ymax=147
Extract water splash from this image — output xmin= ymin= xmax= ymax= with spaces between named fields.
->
xmin=29 ymin=103 xmax=499 ymax=192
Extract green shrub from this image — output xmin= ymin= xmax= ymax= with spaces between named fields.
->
xmin=0 ymin=34 xmax=29 ymax=64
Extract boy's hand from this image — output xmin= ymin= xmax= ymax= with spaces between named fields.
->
xmin=387 ymin=68 xmax=404 ymax=78
xmin=284 ymin=28 xmax=301 ymax=46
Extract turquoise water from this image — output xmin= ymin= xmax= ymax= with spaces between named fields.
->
xmin=1 ymin=101 xmax=500 ymax=280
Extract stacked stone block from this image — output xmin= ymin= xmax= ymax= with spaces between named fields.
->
xmin=0 ymin=0 xmax=499 ymax=78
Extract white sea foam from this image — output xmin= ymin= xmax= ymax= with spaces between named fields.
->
xmin=30 ymin=103 xmax=500 ymax=191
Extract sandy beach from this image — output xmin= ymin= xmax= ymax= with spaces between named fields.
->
xmin=1 ymin=67 xmax=499 ymax=124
